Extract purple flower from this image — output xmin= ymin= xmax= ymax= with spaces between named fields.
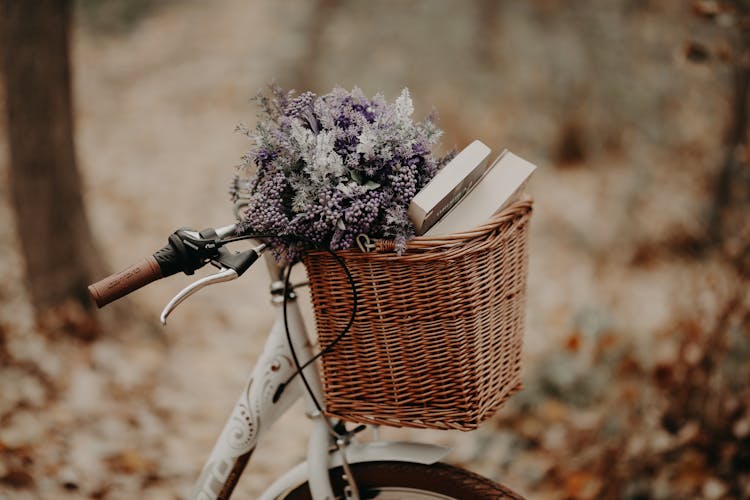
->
xmin=253 ymin=148 xmax=276 ymax=166
xmin=233 ymin=86 xmax=448 ymax=257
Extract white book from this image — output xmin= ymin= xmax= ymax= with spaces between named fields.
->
xmin=424 ymin=149 xmax=536 ymax=237
xmin=408 ymin=140 xmax=492 ymax=235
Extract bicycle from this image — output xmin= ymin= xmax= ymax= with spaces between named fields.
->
xmin=87 ymin=206 xmax=526 ymax=499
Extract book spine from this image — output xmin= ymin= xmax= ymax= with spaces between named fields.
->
xmin=415 ymin=155 xmax=490 ymax=234
xmin=408 ymin=204 xmax=428 ymax=234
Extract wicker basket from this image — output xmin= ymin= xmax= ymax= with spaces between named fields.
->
xmin=301 ymin=198 xmax=532 ymax=431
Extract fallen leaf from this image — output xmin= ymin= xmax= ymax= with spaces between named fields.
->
xmin=564 ymin=470 xmax=602 ymax=499
xmin=106 ymin=449 xmax=150 ymax=474
xmin=1 ymin=468 xmax=34 ymax=488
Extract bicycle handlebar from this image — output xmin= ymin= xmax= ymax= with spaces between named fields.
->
xmin=88 ymin=254 xmax=166 ymax=308
xmin=88 ymin=237 xmax=188 ymax=308
xmin=87 ymin=223 xmax=260 ymax=309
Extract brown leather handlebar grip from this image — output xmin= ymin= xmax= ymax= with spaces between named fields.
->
xmin=88 ymin=256 xmax=163 ymax=308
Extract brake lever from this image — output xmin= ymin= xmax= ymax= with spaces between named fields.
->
xmin=159 ymin=241 xmax=267 ymax=325
xmin=160 ymin=268 xmax=238 ymax=325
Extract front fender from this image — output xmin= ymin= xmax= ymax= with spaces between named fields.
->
xmin=257 ymin=441 xmax=450 ymax=500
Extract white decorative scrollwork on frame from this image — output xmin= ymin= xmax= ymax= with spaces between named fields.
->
xmin=226 ymin=394 xmax=258 ymax=451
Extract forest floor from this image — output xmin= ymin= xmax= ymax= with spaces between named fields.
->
xmin=1 ymin=1 xmax=749 ymax=499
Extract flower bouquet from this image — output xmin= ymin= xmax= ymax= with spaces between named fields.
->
xmin=231 ymin=85 xmax=452 ymax=258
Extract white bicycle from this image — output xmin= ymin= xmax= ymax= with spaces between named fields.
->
xmin=88 ymin=216 xmax=524 ymax=499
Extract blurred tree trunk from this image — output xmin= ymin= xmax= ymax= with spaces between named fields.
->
xmin=706 ymin=1 xmax=750 ymax=274
xmin=293 ymin=0 xmax=340 ymax=91
xmin=475 ymin=0 xmax=500 ymax=71
xmin=1 ymin=0 xmax=104 ymax=327
xmin=710 ymin=22 xmax=749 ymax=237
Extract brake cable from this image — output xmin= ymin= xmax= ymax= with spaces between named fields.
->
xmin=214 ymin=232 xmax=359 ymax=419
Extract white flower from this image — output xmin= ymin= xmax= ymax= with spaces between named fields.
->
xmin=290 ymin=119 xmax=315 ymax=160
xmin=300 ymin=130 xmax=344 ymax=184
xmin=356 ymin=125 xmax=378 ymax=158
xmin=394 ymin=88 xmax=414 ymax=123
xmin=336 ymin=181 xmax=366 ymax=197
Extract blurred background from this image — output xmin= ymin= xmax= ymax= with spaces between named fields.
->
xmin=1 ymin=0 xmax=749 ymax=498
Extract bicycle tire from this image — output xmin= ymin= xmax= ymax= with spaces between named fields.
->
xmin=279 ymin=461 xmax=525 ymax=499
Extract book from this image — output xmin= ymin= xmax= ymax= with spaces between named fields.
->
xmin=423 ymin=149 xmax=536 ymax=237
xmin=408 ymin=140 xmax=492 ymax=235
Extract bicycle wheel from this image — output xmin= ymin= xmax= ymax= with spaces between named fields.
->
xmin=280 ymin=461 xmax=524 ymax=499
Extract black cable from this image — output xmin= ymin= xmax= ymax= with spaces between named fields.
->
xmin=274 ymin=244 xmax=358 ymax=413
xmin=279 ymin=263 xmax=325 ymax=414
xmin=284 ymin=247 xmax=358 ymax=375
xmin=219 ymin=230 xmax=359 ymax=412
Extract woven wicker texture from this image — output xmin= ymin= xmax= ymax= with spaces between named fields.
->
xmin=302 ymin=198 xmax=532 ymax=430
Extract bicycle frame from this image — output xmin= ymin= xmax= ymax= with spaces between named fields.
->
xmin=189 ymin=253 xmax=449 ymax=500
